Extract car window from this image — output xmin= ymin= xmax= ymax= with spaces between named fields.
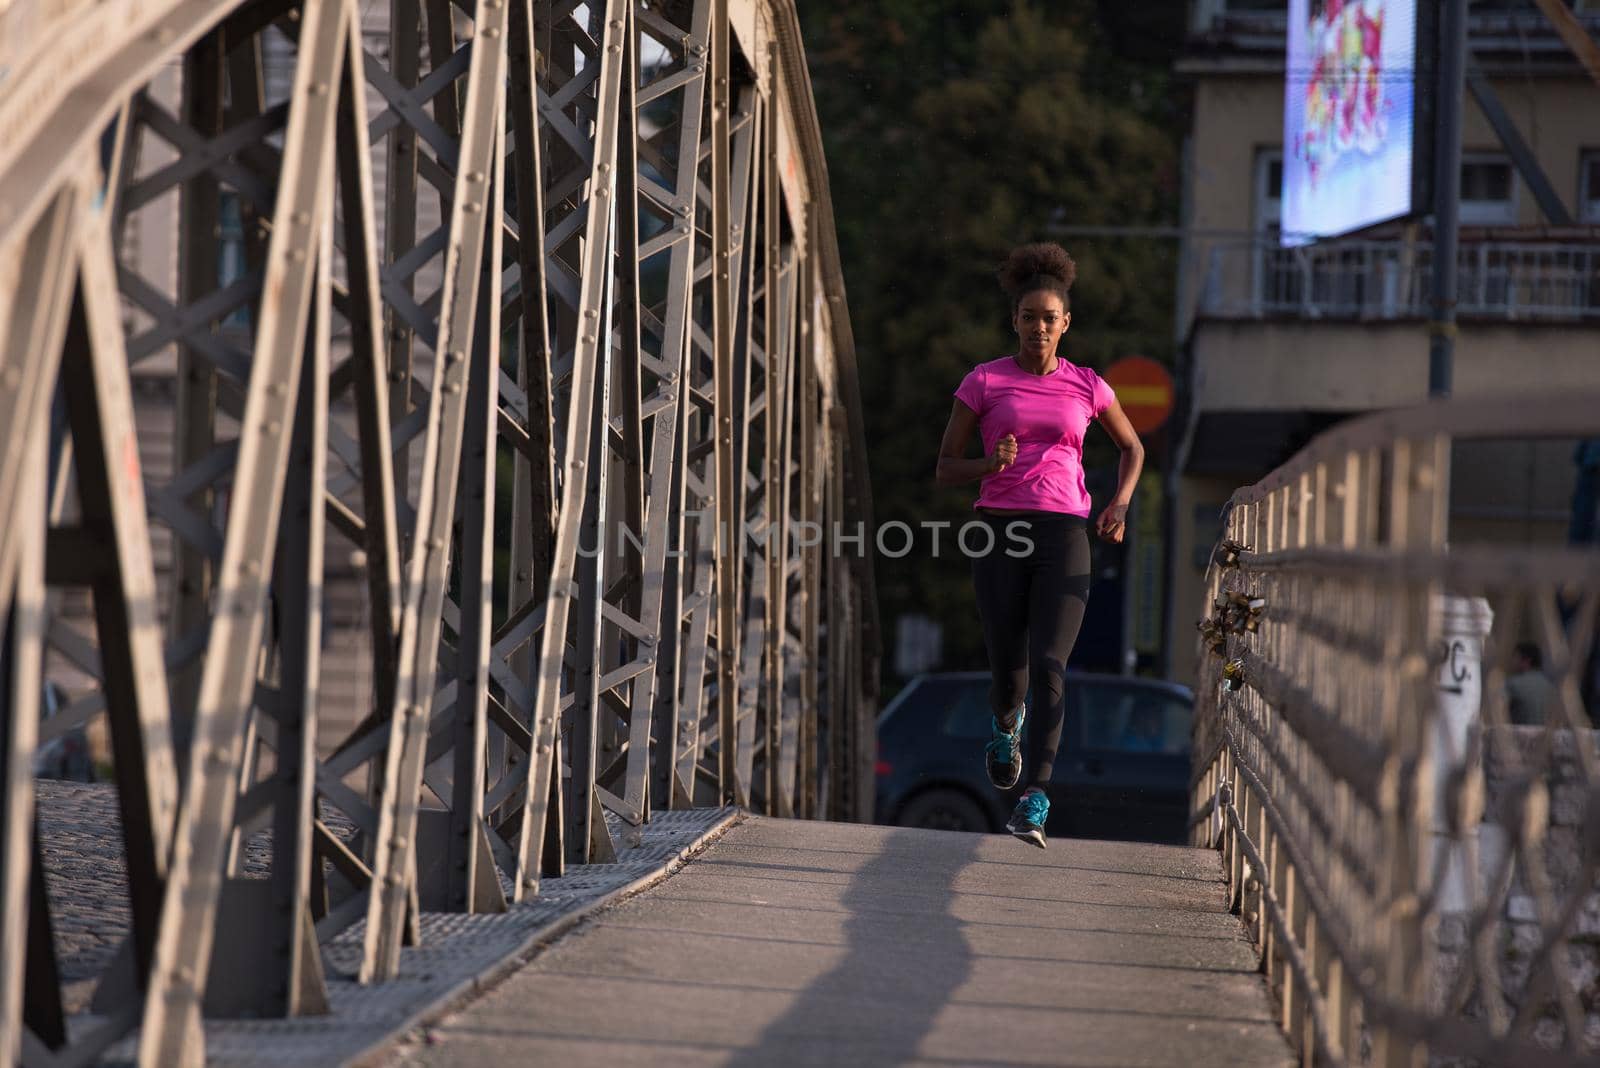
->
xmin=939 ymin=681 xmax=993 ymax=739
xmin=1075 ymin=684 xmax=1191 ymax=755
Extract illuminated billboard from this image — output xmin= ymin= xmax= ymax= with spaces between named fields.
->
xmin=1282 ymin=0 xmax=1420 ymax=246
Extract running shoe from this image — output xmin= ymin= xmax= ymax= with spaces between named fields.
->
xmin=984 ymin=705 xmax=1026 ymax=790
xmin=1006 ymin=789 xmax=1050 ymax=849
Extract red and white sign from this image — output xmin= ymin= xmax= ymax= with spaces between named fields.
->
xmin=1104 ymin=355 xmax=1175 ymax=436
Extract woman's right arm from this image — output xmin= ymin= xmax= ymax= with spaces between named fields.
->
xmin=936 ymin=400 xmax=1014 ymax=486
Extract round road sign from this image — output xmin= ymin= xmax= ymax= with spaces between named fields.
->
xmin=1104 ymin=355 xmax=1174 ymax=436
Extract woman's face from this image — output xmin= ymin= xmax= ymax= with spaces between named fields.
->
xmin=1013 ymin=290 xmax=1070 ymax=359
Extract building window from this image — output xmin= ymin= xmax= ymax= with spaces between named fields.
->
xmin=1192 ymin=0 xmax=1288 ymax=33
xmin=1254 ymin=149 xmax=1283 ymax=235
xmin=1459 ymin=153 xmax=1517 ymax=225
xmin=1252 ymin=149 xmax=1303 ymax=310
xmin=1581 ymin=151 xmax=1600 ymax=223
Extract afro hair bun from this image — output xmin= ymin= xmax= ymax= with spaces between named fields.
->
xmin=998 ymin=242 xmax=1077 ymax=300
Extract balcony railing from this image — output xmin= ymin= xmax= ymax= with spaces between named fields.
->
xmin=1198 ymin=240 xmax=1600 ymax=323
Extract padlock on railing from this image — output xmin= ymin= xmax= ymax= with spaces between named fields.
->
xmin=1242 ymin=596 xmax=1266 ymax=633
xmin=1222 ymin=658 xmax=1246 ymax=692
xmin=1212 ymin=590 xmax=1267 ymax=635
xmin=1212 ymin=539 xmax=1252 ymax=569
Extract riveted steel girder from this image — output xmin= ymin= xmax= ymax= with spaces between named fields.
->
xmin=0 ymin=0 xmax=879 ymax=1062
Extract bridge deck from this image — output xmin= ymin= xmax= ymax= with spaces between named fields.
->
xmin=388 ymin=818 xmax=1293 ymax=1067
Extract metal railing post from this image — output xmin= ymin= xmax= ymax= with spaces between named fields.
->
xmin=1191 ymin=394 xmax=1600 ymax=1067
xmin=1429 ymin=0 xmax=1469 ymax=397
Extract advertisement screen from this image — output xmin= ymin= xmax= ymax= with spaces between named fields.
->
xmin=1282 ymin=0 xmax=1418 ymax=246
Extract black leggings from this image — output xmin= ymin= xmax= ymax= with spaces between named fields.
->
xmin=970 ymin=513 xmax=1091 ymax=789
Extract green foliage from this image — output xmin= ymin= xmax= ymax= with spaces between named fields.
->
xmin=800 ymin=1 xmax=1184 ymax=678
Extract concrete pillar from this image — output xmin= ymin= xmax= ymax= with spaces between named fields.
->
xmin=1429 ymin=594 xmax=1494 ymax=914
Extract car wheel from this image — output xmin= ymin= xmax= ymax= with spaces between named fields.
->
xmin=896 ymin=788 xmax=991 ymax=833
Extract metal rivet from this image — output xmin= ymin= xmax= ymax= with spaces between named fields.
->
xmin=445 ymin=383 xmax=461 ymax=394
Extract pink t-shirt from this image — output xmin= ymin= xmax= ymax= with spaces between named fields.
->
xmin=953 ymin=355 xmax=1115 ymax=516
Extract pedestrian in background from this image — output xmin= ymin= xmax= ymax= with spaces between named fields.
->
xmin=1506 ymin=641 xmax=1557 ymax=726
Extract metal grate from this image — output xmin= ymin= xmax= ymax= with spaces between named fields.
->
xmin=35 ymin=784 xmax=735 ymax=1066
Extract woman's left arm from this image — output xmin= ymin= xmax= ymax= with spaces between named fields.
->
xmin=1093 ymin=398 xmax=1144 ymax=544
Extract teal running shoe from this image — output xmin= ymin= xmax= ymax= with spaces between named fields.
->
xmin=984 ymin=705 xmax=1026 ymax=790
xmin=1006 ymin=789 xmax=1050 ymax=849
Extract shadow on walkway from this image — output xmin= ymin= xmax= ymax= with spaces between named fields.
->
xmin=721 ymin=828 xmax=982 ymax=1067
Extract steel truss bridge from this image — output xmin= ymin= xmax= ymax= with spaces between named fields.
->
xmin=0 ymin=0 xmax=880 ymax=1062
xmin=5 ymin=1 xmax=1600 ymax=1066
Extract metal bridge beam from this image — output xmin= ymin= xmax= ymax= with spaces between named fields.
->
xmin=0 ymin=0 xmax=879 ymax=1062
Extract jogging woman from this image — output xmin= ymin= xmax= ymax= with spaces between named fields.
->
xmin=935 ymin=243 xmax=1144 ymax=848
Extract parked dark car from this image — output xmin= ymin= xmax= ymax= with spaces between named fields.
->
xmin=33 ymin=680 xmax=94 ymax=782
xmin=875 ymin=671 xmax=1194 ymax=844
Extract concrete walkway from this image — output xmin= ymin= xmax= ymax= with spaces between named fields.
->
xmin=384 ymin=818 xmax=1293 ymax=1067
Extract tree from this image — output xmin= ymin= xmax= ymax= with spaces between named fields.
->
xmin=800 ymin=1 xmax=1183 ymax=679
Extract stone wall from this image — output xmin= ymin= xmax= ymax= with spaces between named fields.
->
xmin=1433 ymin=726 xmax=1600 ymax=1057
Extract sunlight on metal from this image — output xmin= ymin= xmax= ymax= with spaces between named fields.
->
xmin=0 ymin=1 xmax=879 ymax=1063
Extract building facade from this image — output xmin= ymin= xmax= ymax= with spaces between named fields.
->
xmin=1167 ymin=0 xmax=1600 ymax=685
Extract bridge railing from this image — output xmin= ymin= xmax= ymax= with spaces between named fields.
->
xmin=1190 ymin=395 xmax=1600 ymax=1067
xmin=0 ymin=1 xmax=879 ymax=1063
